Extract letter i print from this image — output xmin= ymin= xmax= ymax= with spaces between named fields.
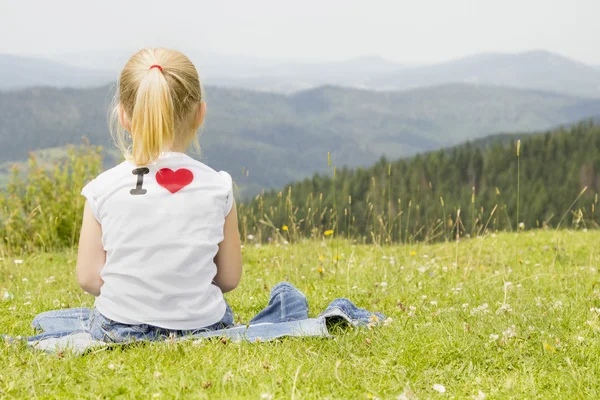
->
xmin=130 ymin=167 xmax=150 ymax=195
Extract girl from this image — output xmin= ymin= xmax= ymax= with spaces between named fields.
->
xmin=77 ymin=48 xmax=242 ymax=341
xmin=23 ymin=48 xmax=385 ymax=350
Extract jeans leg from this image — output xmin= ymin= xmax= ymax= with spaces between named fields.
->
xmin=249 ymin=282 xmax=309 ymax=324
xmin=31 ymin=308 xmax=92 ymax=333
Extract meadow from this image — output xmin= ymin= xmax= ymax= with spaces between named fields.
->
xmin=1 ymin=230 xmax=600 ymax=398
xmin=0 ymin=144 xmax=599 ymax=398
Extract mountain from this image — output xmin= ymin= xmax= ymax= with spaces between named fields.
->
xmin=367 ymin=50 xmax=600 ymax=98
xmin=0 ymin=54 xmax=115 ymax=90
xmin=206 ymin=55 xmax=406 ymax=92
xmin=7 ymin=50 xmax=600 ymax=97
xmin=1 ymin=83 xmax=599 ymax=196
xmin=50 ymin=51 xmax=405 ymax=93
xmin=245 ymin=121 xmax=600 ymax=242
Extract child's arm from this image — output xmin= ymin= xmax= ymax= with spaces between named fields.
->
xmin=213 ymin=200 xmax=242 ymax=293
xmin=76 ymin=202 xmax=106 ymax=296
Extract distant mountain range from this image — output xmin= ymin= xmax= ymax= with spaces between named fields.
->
xmin=366 ymin=51 xmax=600 ymax=98
xmin=1 ymin=83 xmax=599 ymax=196
xmin=0 ymin=54 xmax=114 ymax=91
xmin=2 ymin=50 xmax=600 ymax=98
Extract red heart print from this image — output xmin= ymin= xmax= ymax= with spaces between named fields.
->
xmin=156 ymin=168 xmax=194 ymax=194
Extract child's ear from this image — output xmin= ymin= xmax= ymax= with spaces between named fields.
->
xmin=196 ymin=102 xmax=207 ymax=128
xmin=118 ymin=104 xmax=132 ymax=132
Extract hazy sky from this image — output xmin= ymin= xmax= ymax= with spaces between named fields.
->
xmin=1 ymin=0 xmax=599 ymax=65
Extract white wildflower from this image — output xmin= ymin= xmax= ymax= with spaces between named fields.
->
xmin=553 ymin=301 xmax=563 ymax=309
xmin=2 ymin=292 xmax=14 ymax=301
xmin=246 ymin=234 xmax=255 ymax=240
xmin=489 ymin=334 xmax=499 ymax=342
xmin=496 ymin=303 xmax=513 ymax=314
xmin=380 ymin=282 xmax=388 ymax=287
xmin=470 ymin=303 xmax=490 ymax=316
xmin=13 ymin=260 xmax=23 ymax=265
xmin=21 ymin=278 xmax=28 ymax=282
xmin=383 ymin=317 xmax=393 ymax=326
xmin=577 ymin=336 xmax=585 ymax=342
xmin=502 ymin=325 xmax=517 ymax=341
xmin=261 ymin=393 xmax=273 ymax=400
xmin=430 ymin=301 xmax=438 ymax=306
xmin=473 ymin=390 xmax=486 ymax=400
xmin=432 ymin=384 xmax=446 ymax=393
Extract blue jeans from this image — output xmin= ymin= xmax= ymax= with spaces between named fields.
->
xmin=22 ymin=282 xmax=386 ymax=353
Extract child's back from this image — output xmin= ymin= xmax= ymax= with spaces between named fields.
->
xmin=76 ymin=48 xmax=241 ymax=333
xmin=83 ymin=153 xmax=233 ymax=329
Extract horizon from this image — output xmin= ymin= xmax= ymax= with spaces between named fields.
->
xmin=2 ymin=48 xmax=597 ymax=73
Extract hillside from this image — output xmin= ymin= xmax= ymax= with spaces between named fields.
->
xmin=2 ymin=231 xmax=600 ymax=397
xmin=1 ymin=84 xmax=599 ymax=196
xmin=0 ymin=54 xmax=114 ymax=90
xmin=241 ymin=121 xmax=600 ymax=242
xmin=368 ymin=51 xmax=600 ymax=98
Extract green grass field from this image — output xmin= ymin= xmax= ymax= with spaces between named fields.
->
xmin=1 ymin=230 xmax=599 ymax=398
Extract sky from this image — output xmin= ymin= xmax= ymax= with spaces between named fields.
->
xmin=1 ymin=0 xmax=599 ymax=66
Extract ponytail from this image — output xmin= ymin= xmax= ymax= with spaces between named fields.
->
xmin=111 ymin=48 xmax=203 ymax=166
xmin=130 ymin=68 xmax=174 ymax=166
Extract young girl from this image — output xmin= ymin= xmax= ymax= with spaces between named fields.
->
xmin=77 ymin=48 xmax=242 ymax=341
xmin=22 ymin=48 xmax=385 ymax=350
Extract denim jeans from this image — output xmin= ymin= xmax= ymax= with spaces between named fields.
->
xmin=20 ymin=282 xmax=386 ymax=354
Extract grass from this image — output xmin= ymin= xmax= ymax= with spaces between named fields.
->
xmin=0 ymin=230 xmax=599 ymax=398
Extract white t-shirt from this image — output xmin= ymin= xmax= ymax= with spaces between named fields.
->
xmin=81 ymin=152 xmax=234 ymax=330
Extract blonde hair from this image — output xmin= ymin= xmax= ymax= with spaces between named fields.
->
xmin=110 ymin=48 xmax=203 ymax=166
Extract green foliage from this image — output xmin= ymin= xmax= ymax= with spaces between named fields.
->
xmin=2 ymin=84 xmax=599 ymax=197
xmin=1 ymin=231 xmax=600 ymax=397
xmin=241 ymin=121 xmax=600 ymax=243
xmin=0 ymin=143 xmax=102 ymax=254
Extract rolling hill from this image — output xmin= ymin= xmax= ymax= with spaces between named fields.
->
xmin=0 ymin=54 xmax=115 ymax=91
xmin=4 ymin=50 xmax=600 ymax=97
xmin=1 ymin=83 xmax=599 ymax=196
xmin=367 ymin=50 xmax=600 ymax=98
xmin=244 ymin=120 xmax=600 ymax=241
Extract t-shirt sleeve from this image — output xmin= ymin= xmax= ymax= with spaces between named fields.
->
xmin=218 ymin=171 xmax=234 ymax=217
xmin=81 ymin=179 xmax=101 ymax=223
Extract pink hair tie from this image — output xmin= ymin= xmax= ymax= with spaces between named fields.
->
xmin=149 ymin=64 xmax=163 ymax=72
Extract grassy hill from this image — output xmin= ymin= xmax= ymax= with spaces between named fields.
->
xmin=1 ymin=83 xmax=599 ymax=196
xmin=1 ymin=231 xmax=599 ymax=397
xmin=241 ymin=121 xmax=600 ymax=243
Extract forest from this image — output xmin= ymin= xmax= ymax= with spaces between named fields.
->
xmin=239 ymin=121 xmax=600 ymax=243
